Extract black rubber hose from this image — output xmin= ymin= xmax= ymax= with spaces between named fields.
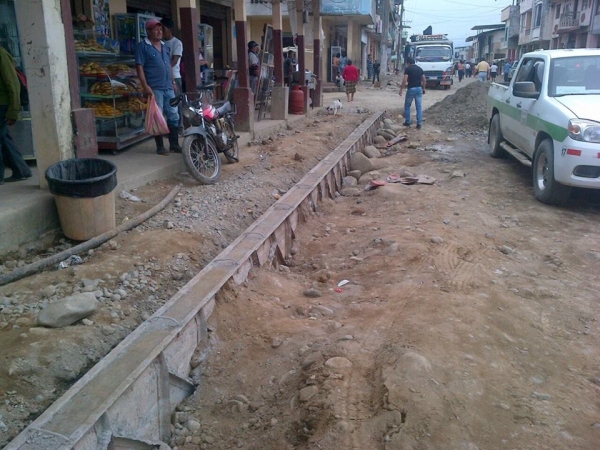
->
xmin=0 ymin=184 xmax=181 ymax=287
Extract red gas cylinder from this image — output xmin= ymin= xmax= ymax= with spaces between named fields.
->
xmin=289 ymin=86 xmax=304 ymax=115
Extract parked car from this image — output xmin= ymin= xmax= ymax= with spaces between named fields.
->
xmin=487 ymin=49 xmax=600 ymax=205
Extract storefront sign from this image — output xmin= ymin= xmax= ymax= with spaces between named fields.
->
xmin=321 ymin=0 xmax=369 ymax=16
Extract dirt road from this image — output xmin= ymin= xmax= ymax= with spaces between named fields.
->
xmin=170 ymin=81 xmax=600 ymax=449
xmin=2 ymin=76 xmax=599 ymax=449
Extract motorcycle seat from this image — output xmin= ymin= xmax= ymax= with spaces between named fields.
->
xmin=215 ymin=101 xmax=232 ymax=116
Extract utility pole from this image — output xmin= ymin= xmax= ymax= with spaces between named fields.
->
xmin=395 ymin=1 xmax=404 ymax=72
xmin=379 ymin=0 xmax=389 ymax=75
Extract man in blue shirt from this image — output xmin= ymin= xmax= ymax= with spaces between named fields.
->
xmin=504 ymin=60 xmax=512 ymax=83
xmin=135 ymin=19 xmax=180 ymax=155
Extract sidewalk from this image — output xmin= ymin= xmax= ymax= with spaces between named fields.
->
xmin=0 ymin=113 xmax=308 ymax=254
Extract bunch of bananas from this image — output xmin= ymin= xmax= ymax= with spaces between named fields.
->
xmin=106 ymin=64 xmax=135 ymax=77
xmin=90 ymin=81 xmax=133 ymax=96
xmin=75 ymin=39 xmax=109 ymax=53
xmin=79 ymin=62 xmax=105 ymax=76
xmin=84 ymin=101 xmax=122 ymax=118
xmin=128 ymin=98 xmax=147 ymax=113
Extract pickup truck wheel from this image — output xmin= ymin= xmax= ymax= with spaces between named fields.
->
xmin=532 ymin=139 xmax=571 ymax=205
xmin=489 ymin=114 xmax=505 ymax=158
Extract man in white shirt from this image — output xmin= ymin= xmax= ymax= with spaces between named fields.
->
xmin=160 ymin=18 xmax=183 ymax=129
xmin=248 ymin=41 xmax=260 ymax=94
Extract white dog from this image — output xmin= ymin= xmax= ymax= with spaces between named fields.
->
xmin=326 ymin=99 xmax=343 ymax=115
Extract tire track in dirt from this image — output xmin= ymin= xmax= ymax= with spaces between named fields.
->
xmin=429 ymin=241 xmax=496 ymax=291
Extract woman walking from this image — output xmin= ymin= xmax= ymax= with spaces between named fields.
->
xmin=342 ymin=59 xmax=359 ymax=102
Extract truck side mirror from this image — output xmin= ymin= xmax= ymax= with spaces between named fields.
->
xmin=513 ymin=81 xmax=539 ymax=99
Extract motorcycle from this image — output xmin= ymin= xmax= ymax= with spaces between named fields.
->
xmin=170 ymin=84 xmax=239 ymax=185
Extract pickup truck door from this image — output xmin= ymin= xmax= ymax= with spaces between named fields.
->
xmin=511 ymin=58 xmax=545 ymax=155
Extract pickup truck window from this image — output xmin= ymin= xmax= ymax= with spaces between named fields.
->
xmin=513 ymin=58 xmax=544 ymax=96
xmin=549 ymin=56 xmax=600 ymax=96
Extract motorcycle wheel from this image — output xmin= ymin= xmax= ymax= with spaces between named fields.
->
xmin=182 ymin=135 xmax=221 ymax=184
xmin=223 ymin=120 xmax=239 ymax=164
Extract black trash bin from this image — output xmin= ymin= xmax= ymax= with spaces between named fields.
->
xmin=45 ymin=158 xmax=118 ymax=241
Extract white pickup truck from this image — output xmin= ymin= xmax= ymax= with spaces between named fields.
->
xmin=487 ymin=49 xmax=600 ymax=205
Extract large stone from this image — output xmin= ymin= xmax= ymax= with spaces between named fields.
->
xmin=363 ymin=146 xmax=381 ymax=159
xmin=340 ymin=188 xmax=361 ymax=197
xmin=302 ymin=351 xmax=323 ymax=369
xmin=373 ymin=135 xmax=386 ymax=145
xmin=299 ymin=385 xmax=319 ymax=402
xmin=350 ymin=152 xmax=374 ymax=175
xmin=37 ymin=293 xmax=99 ymax=328
xmin=325 ymin=357 xmax=353 ymax=370
xmin=347 ymin=170 xmax=362 ymax=180
xmin=303 ymin=288 xmax=323 ymax=298
xmin=358 ymin=171 xmax=381 ymax=185
xmin=342 ymin=176 xmax=357 ymax=187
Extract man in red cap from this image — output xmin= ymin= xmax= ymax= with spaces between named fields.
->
xmin=135 ymin=18 xmax=181 ymax=155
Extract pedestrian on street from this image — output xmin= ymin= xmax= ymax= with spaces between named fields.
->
xmin=342 ymin=59 xmax=359 ymax=102
xmin=490 ymin=62 xmax=498 ymax=82
xmin=332 ymin=52 xmax=341 ymax=85
xmin=504 ymin=60 xmax=512 ymax=83
xmin=465 ymin=62 xmax=471 ymax=78
xmin=340 ymin=51 xmax=348 ymax=75
xmin=248 ymin=41 xmax=261 ymax=95
xmin=399 ymin=57 xmax=426 ymax=129
xmin=135 ymin=19 xmax=181 ymax=155
xmin=0 ymin=46 xmax=32 ymax=184
xmin=160 ymin=18 xmax=183 ymax=131
xmin=367 ymin=53 xmax=374 ymax=80
xmin=475 ymin=57 xmax=490 ymax=82
xmin=284 ymin=50 xmax=295 ymax=87
xmin=372 ymin=60 xmax=381 ymax=84
xmin=457 ymin=60 xmax=465 ymax=82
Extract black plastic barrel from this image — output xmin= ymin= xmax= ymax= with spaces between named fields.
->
xmin=45 ymin=158 xmax=118 ymax=240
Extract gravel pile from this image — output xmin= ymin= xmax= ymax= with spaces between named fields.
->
xmin=425 ymin=81 xmax=490 ymax=132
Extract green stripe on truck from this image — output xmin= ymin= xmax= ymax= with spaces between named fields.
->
xmin=490 ymin=98 xmax=568 ymax=142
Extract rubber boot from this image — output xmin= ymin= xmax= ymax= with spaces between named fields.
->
xmin=155 ymin=135 xmax=168 ymax=156
xmin=168 ymin=126 xmax=182 ymax=153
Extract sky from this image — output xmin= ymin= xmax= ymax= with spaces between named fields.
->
xmin=402 ymin=0 xmax=516 ymax=48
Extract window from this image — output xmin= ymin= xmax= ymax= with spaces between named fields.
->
xmin=555 ymin=4 xmax=561 ymax=19
xmin=582 ymin=0 xmax=588 ymax=10
xmin=534 ymin=3 xmax=542 ymax=27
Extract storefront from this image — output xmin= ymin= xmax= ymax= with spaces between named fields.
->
xmin=1 ymin=0 xmax=34 ymax=160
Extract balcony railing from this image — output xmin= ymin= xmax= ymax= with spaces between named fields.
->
xmin=558 ymin=12 xmax=580 ymax=30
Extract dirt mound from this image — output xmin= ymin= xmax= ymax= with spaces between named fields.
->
xmin=426 ymin=81 xmax=489 ymax=132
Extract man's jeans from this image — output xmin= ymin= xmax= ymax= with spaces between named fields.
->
xmin=404 ymin=87 xmax=423 ymax=126
xmin=173 ymin=78 xmax=183 ymax=128
xmin=151 ymin=88 xmax=179 ymax=129
xmin=0 ymin=105 xmax=31 ymax=182
xmin=478 ymin=71 xmax=487 ymax=82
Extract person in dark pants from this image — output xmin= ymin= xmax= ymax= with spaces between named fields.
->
xmin=504 ymin=60 xmax=512 ymax=83
xmin=399 ymin=57 xmax=426 ymax=129
xmin=135 ymin=19 xmax=181 ymax=155
xmin=0 ymin=46 xmax=31 ymax=184
xmin=283 ymin=50 xmax=295 ymax=87
xmin=372 ymin=60 xmax=381 ymax=84
xmin=457 ymin=60 xmax=465 ymax=82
